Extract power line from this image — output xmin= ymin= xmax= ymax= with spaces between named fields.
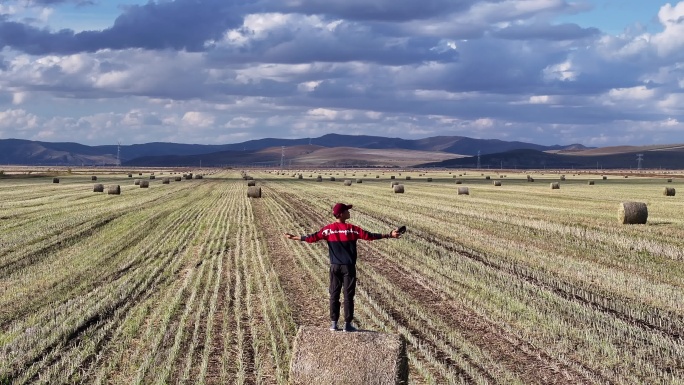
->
xmin=637 ymin=154 xmax=643 ymax=170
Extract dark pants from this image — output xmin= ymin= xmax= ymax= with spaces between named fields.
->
xmin=329 ymin=264 xmax=356 ymax=323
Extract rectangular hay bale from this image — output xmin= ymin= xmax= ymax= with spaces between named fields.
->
xmin=289 ymin=326 xmax=408 ymax=385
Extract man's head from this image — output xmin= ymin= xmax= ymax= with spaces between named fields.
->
xmin=332 ymin=203 xmax=352 ymax=220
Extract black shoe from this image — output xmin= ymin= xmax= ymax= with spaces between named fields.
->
xmin=329 ymin=321 xmax=339 ymax=331
xmin=343 ymin=322 xmax=357 ymax=332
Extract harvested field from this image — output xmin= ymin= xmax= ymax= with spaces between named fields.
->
xmin=1 ymin=169 xmax=683 ymax=384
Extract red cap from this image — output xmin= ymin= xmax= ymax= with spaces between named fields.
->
xmin=332 ymin=203 xmax=352 ymax=217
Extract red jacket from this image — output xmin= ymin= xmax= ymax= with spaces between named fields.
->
xmin=301 ymin=222 xmax=384 ymax=265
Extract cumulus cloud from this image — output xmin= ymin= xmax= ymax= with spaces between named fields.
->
xmin=0 ymin=0 xmax=683 ymax=146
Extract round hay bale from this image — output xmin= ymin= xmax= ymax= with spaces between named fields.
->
xmin=175 ymin=176 xmax=182 ymax=182
xmin=91 ymin=176 xmax=97 ymax=181
xmin=330 ymin=177 xmax=336 ymax=181
xmin=493 ymin=181 xmax=501 ymax=186
xmin=344 ymin=180 xmax=353 ymax=186
xmin=376 ymin=175 xmax=379 ymax=178
xmin=356 ymin=179 xmax=363 ymax=183
xmin=619 ymin=202 xmax=648 ymax=224
xmin=134 ymin=179 xmax=140 ymax=185
xmin=550 ymin=182 xmax=560 ymax=189
xmin=528 ymin=177 xmax=535 ymax=182
xmin=405 ymin=176 xmax=411 ymax=180
xmin=128 ymin=173 xmax=132 ymax=178
xmin=393 ymin=184 xmax=404 ymax=193
xmin=455 ymin=180 xmax=463 ymax=184
xmin=298 ymin=174 xmax=303 ymax=180
xmin=93 ymin=183 xmax=104 ymax=192
xmin=289 ymin=326 xmax=408 ymax=385
xmin=53 ymin=178 xmax=59 ymax=183
xmin=140 ymin=180 xmax=149 ymax=188
xmin=162 ymin=178 xmax=170 ymax=184
xmin=107 ymin=185 xmax=121 ymax=195
xmin=485 ymin=176 xmax=490 ymax=180
xmin=138 ymin=173 xmax=142 ymax=176
xmin=316 ymin=176 xmax=323 ymax=182
xmin=560 ymin=175 xmax=566 ymax=181
xmin=195 ymin=175 xmax=203 ymax=179
xmin=602 ymin=176 xmax=607 ymax=180
xmin=588 ymin=181 xmax=595 ymax=185
xmin=663 ymin=187 xmax=676 ymax=196
xmin=247 ymin=186 xmax=261 ymax=198
xmin=390 ymin=176 xmax=395 ymax=180
xmin=624 ymin=176 xmax=629 ymax=178
xmin=457 ymin=187 xmax=469 ymax=195
xmin=247 ymin=180 xmax=256 ymax=187
xmin=667 ymin=179 xmax=673 ymax=183
xmin=149 ymin=175 xmax=155 ymax=180
xmin=426 ymin=178 xmax=432 ymax=182
xmin=390 ymin=181 xmax=399 ymax=187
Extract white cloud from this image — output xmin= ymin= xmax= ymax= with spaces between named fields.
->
xmin=181 ymin=111 xmax=215 ymax=128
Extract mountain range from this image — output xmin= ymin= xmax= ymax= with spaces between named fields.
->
xmin=0 ymin=134 xmax=682 ymax=169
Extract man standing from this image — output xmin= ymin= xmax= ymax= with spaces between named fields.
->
xmin=285 ymin=203 xmax=402 ymax=332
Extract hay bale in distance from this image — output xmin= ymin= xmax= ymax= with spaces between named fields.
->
xmin=390 ymin=181 xmax=399 ymax=187
xmin=667 ymin=179 xmax=673 ymax=183
xmin=344 ymin=180 xmax=353 ymax=186
xmin=426 ymin=178 xmax=432 ymax=182
xmin=619 ymin=202 xmax=648 ymax=224
xmin=457 ymin=187 xmax=469 ymax=195
xmin=663 ymin=187 xmax=676 ymax=196
xmin=390 ymin=176 xmax=395 ymax=180
xmin=316 ymin=176 xmax=322 ymax=182
xmin=298 ymin=174 xmax=303 ymax=180
xmin=356 ymin=179 xmax=363 ymax=183
xmin=560 ymin=175 xmax=566 ymax=181
xmin=455 ymin=180 xmax=463 ymax=184
xmin=528 ymin=177 xmax=535 ymax=182
xmin=247 ymin=186 xmax=262 ymax=198
xmin=140 ymin=180 xmax=149 ymax=188
xmin=134 ymin=179 xmax=141 ymax=185
xmin=53 ymin=178 xmax=59 ymax=183
xmin=150 ymin=175 xmax=156 ymax=180
xmin=393 ymin=184 xmax=404 ymax=193
xmin=405 ymin=176 xmax=411 ymax=180
xmin=91 ymin=176 xmax=97 ymax=181
xmin=602 ymin=176 xmax=607 ymax=180
xmin=289 ymin=326 xmax=408 ymax=385
xmin=493 ymin=181 xmax=501 ymax=186
xmin=175 ymin=176 xmax=182 ymax=182
xmin=247 ymin=180 xmax=256 ymax=187
xmin=588 ymin=181 xmax=595 ymax=185
xmin=162 ymin=178 xmax=170 ymax=184
xmin=485 ymin=176 xmax=490 ymax=180
xmin=550 ymin=182 xmax=560 ymax=189
xmin=330 ymin=177 xmax=336 ymax=181
xmin=128 ymin=173 xmax=132 ymax=178
xmin=93 ymin=183 xmax=104 ymax=192
xmin=107 ymin=185 xmax=121 ymax=195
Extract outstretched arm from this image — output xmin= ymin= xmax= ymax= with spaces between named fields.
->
xmin=284 ymin=233 xmax=302 ymax=241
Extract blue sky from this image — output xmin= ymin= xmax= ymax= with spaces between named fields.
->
xmin=0 ymin=0 xmax=683 ymax=147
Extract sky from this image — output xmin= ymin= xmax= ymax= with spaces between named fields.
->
xmin=0 ymin=1 xmax=683 ymax=147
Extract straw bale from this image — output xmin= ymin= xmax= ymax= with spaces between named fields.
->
xmin=663 ymin=187 xmax=676 ymax=196
xmin=391 ymin=181 xmax=399 ymax=187
xmin=316 ymin=176 xmax=323 ymax=182
xmin=150 ymin=175 xmax=156 ymax=180
xmin=588 ymin=181 xmax=595 ymax=185
xmin=405 ymin=176 xmax=411 ymax=180
xmin=53 ymin=178 xmax=59 ymax=183
xmin=289 ymin=326 xmax=408 ymax=385
xmin=485 ymin=176 xmax=490 ymax=180
xmin=455 ymin=180 xmax=463 ymax=184
xmin=602 ymin=176 xmax=607 ymax=180
xmin=107 ymin=185 xmax=121 ymax=195
xmin=91 ymin=176 xmax=97 ymax=181
xmin=93 ymin=184 xmax=104 ymax=192
xmin=667 ymin=179 xmax=672 ymax=183
xmin=619 ymin=202 xmax=648 ymax=224
xmin=457 ymin=187 xmax=469 ymax=195
xmin=390 ymin=176 xmax=395 ymax=180
xmin=298 ymin=174 xmax=303 ymax=179
xmin=560 ymin=175 xmax=566 ymax=181
xmin=393 ymin=184 xmax=404 ymax=193
xmin=426 ymin=178 xmax=432 ymax=182
xmin=344 ymin=180 xmax=353 ymax=186
xmin=140 ymin=180 xmax=149 ymax=188
xmin=550 ymin=182 xmax=560 ymax=189
xmin=175 ymin=176 xmax=182 ymax=182
xmin=493 ymin=181 xmax=501 ymax=186
xmin=330 ymin=177 xmax=336 ymax=181
xmin=247 ymin=186 xmax=262 ymax=198
xmin=162 ymin=178 xmax=170 ymax=184
xmin=195 ymin=175 xmax=203 ymax=179
xmin=128 ymin=173 xmax=132 ymax=177
xmin=356 ymin=179 xmax=363 ymax=183
xmin=247 ymin=180 xmax=256 ymax=186
xmin=134 ymin=179 xmax=140 ymax=185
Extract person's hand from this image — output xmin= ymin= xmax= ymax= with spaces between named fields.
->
xmin=390 ymin=229 xmax=401 ymax=238
xmin=284 ymin=233 xmax=299 ymax=240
